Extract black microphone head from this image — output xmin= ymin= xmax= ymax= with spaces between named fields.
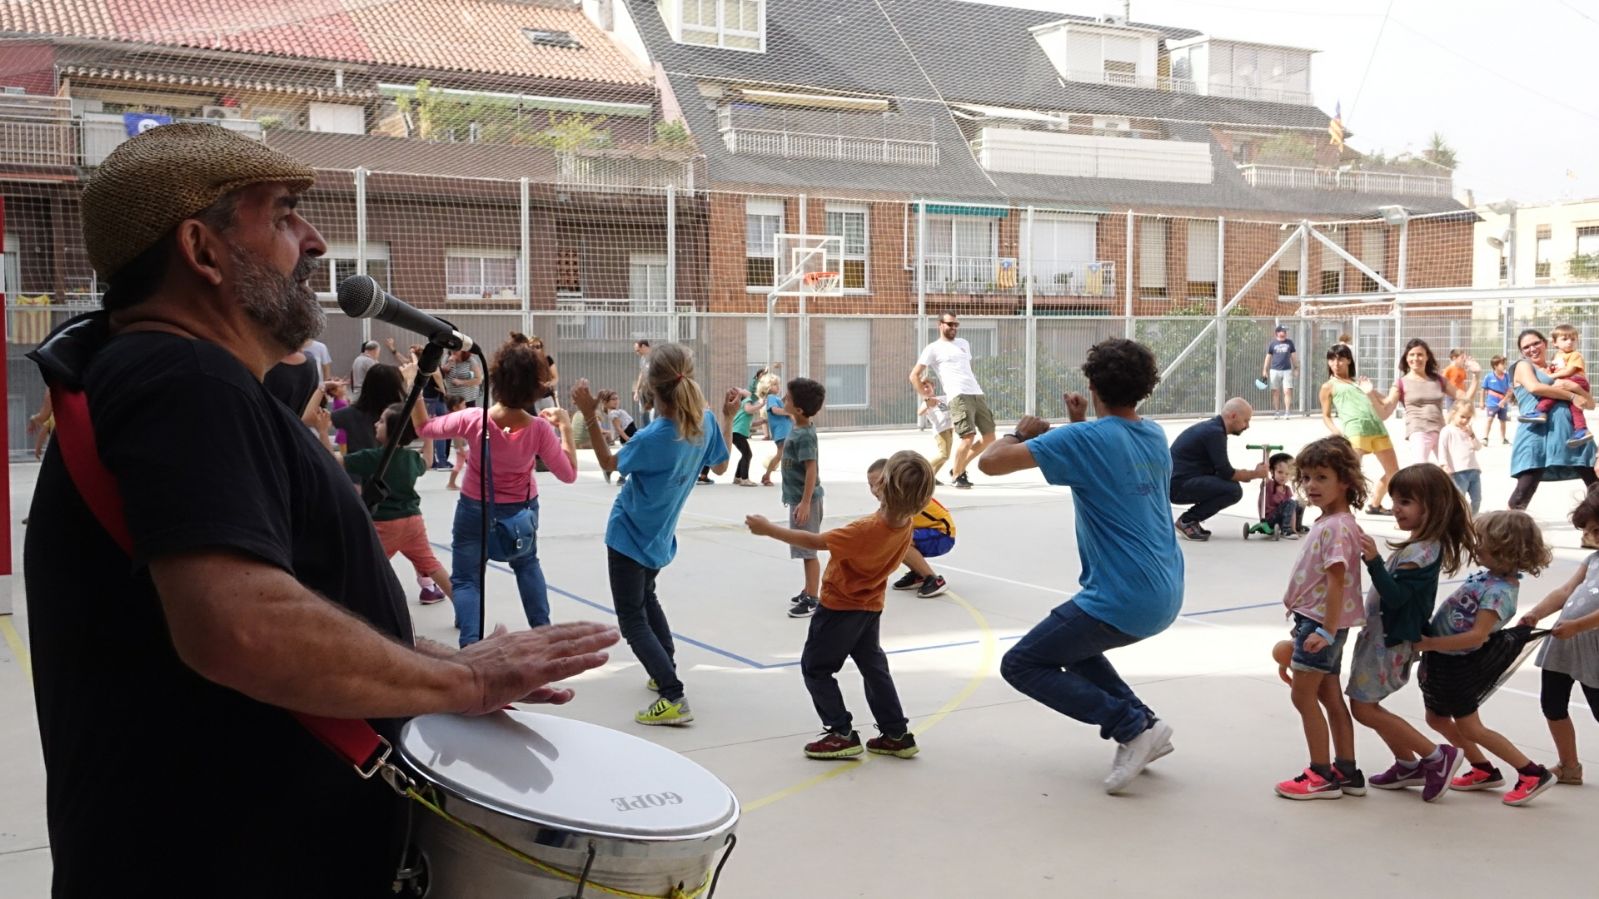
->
xmin=337 ymin=275 xmax=383 ymax=319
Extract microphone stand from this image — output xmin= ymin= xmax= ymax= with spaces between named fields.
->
xmin=366 ymin=342 xmax=446 ymax=510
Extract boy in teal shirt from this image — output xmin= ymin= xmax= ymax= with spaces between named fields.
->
xmin=782 ymin=378 xmax=827 ymax=618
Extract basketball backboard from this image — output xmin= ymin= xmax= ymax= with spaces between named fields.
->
xmin=772 ymin=233 xmax=843 ymax=297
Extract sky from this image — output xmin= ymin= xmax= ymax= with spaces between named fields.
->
xmin=971 ymin=0 xmax=1599 ymax=205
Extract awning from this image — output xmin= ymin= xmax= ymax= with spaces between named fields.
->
xmin=60 ymin=65 xmax=378 ymax=100
xmin=949 ymin=102 xmax=1063 ymax=125
xmin=923 ymin=203 xmax=1010 ymax=218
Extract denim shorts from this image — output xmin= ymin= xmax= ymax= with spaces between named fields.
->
xmin=1289 ymin=612 xmax=1349 ymax=675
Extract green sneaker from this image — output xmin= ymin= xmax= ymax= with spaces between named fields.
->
xmin=636 ymin=697 xmax=693 ymax=727
xmin=646 ymin=678 xmax=660 ymax=693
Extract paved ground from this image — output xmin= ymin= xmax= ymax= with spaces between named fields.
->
xmin=3 ymin=417 xmax=1596 ymax=897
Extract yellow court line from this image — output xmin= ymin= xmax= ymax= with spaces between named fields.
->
xmin=1 ymin=617 xmax=32 ymax=686
xmin=742 ymin=589 xmax=997 ymax=814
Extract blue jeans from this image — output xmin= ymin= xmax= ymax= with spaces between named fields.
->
xmin=1452 ymin=469 xmax=1481 ymax=514
xmin=449 ymin=496 xmax=548 ymax=647
xmin=426 ymin=398 xmax=449 ymax=467
xmin=1000 ymin=600 xmax=1154 ymax=744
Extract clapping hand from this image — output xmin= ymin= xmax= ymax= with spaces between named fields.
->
xmin=1064 ymin=393 xmax=1088 ymax=422
xmin=721 ymin=388 xmax=741 ymax=418
xmin=539 ymin=407 xmax=572 ymax=429
xmin=1016 ymin=414 xmax=1052 ymax=439
xmin=570 ymin=379 xmax=599 ymax=418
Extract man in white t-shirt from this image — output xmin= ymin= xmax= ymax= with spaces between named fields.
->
xmin=303 ymin=338 xmax=333 ymax=381
xmin=350 ymin=340 xmax=379 ymax=399
xmin=909 ymin=313 xmax=994 ymax=489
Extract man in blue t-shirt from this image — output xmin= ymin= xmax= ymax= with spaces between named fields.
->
xmin=979 ymin=338 xmax=1182 ymax=795
xmin=1261 ymin=325 xmax=1298 ymax=419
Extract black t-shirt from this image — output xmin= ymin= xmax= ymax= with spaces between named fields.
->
xmin=263 ymin=355 xmax=321 ymax=415
xmin=25 ymin=333 xmax=412 ymax=897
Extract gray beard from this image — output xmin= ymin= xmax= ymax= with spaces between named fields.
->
xmin=232 ymin=246 xmax=325 ymax=354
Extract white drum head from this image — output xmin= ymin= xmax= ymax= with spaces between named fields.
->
xmin=399 ymin=710 xmax=738 ymax=841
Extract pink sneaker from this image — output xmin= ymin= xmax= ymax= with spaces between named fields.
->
xmin=1503 ymin=767 xmax=1556 ymax=807
xmin=1452 ymin=764 xmax=1505 ymax=792
xmin=1275 ymin=767 xmax=1342 ymax=800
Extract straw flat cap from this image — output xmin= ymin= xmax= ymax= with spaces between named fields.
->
xmin=81 ymin=123 xmax=316 ymax=278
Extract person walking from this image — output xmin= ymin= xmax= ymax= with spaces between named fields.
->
xmin=910 ymin=313 xmax=994 ymax=489
xmin=1262 ymin=325 xmax=1298 ymax=419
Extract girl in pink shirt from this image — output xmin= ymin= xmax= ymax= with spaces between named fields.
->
xmin=418 ymin=339 xmax=577 ymax=646
xmin=1276 ymin=436 xmax=1368 ymax=800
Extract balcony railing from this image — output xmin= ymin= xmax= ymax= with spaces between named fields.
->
xmin=80 ymin=113 xmax=264 ymax=167
xmin=1237 ymin=163 xmax=1454 ymax=198
xmin=972 ymin=127 xmax=1213 ymax=184
xmin=921 ymin=256 xmax=1116 ymax=297
xmin=555 ymin=151 xmax=696 ymax=194
xmin=0 ymin=95 xmax=74 ymax=168
xmin=718 ymin=105 xmax=938 ymax=167
xmin=555 ymin=298 xmax=696 ymax=342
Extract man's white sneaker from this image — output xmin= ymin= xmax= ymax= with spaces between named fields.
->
xmin=1104 ymin=721 xmax=1173 ymax=794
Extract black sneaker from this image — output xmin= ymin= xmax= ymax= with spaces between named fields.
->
xmin=787 ymin=593 xmax=819 ymax=618
xmin=892 ymin=570 xmax=923 ymax=591
xmin=1335 ymin=766 xmax=1367 ymax=797
xmin=953 ymin=472 xmax=973 ymax=489
xmin=917 ymin=575 xmax=948 ymax=598
xmin=1176 ymin=519 xmax=1210 ymax=542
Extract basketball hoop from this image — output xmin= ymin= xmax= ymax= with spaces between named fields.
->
xmin=803 ymin=270 xmax=842 ymax=294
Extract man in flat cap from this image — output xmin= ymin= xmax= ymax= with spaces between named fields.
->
xmin=24 ymin=124 xmax=618 ymax=896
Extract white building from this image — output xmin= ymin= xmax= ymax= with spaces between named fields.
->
xmin=1475 ymin=198 xmax=1599 ymax=289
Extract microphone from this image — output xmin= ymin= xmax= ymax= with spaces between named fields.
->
xmin=336 ymin=275 xmax=473 ymax=351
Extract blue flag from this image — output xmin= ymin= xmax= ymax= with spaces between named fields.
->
xmin=123 ymin=113 xmax=173 ymax=137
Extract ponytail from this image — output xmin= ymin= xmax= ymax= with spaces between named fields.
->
xmin=646 ymin=343 xmax=706 ymax=442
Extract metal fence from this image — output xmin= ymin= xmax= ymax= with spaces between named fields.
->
xmin=12 ymin=297 xmax=1599 ymax=458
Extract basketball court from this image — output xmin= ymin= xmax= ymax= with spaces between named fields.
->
xmin=2 ymin=415 xmax=1596 ymax=897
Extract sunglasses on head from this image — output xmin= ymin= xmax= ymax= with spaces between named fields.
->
xmin=940 ymin=321 xmax=960 ymax=328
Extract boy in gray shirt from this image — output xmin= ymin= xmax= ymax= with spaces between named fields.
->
xmin=782 ymin=378 xmax=828 ymax=618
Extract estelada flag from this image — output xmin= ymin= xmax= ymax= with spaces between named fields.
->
xmin=1328 ymin=101 xmax=1345 ymax=150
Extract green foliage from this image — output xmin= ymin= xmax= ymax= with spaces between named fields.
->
xmin=536 ymin=112 xmax=612 ymax=152
xmin=397 ymin=80 xmax=611 ymax=149
xmin=1569 ymin=254 xmax=1599 ymax=282
xmin=1256 ymin=132 xmax=1318 ymax=165
xmin=653 ymin=119 xmax=693 ymax=149
xmin=1423 ymin=132 xmax=1459 ymax=170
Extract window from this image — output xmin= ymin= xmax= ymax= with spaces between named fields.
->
xmin=1319 ymin=228 xmax=1344 ymax=294
xmin=745 ymin=197 xmax=784 ymax=290
xmin=446 ymin=249 xmax=519 ymax=299
xmin=925 ymin=213 xmax=998 ymax=293
xmin=825 ymin=205 xmax=869 ymax=291
xmin=1030 ymin=214 xmax=1098 ymax=295
xmin=315 ymin=243 xmax=390 ymax=297
xmin=680 ymin=0 xmax=764 ymax=51
xmin=1 ymin=232 xmax=19 ymax=297
xmin=1103 ymin=59 xmax=1138 ymax=85
xmin=1277 ymin=234 xmax=1301 ymax=296
xmin=1138 ymin=219 xmax=1167 ymax=297
xmin=1209 ymin=43 xmax=1311 ymax=101
xmin=1577 ymin=225 xmax=1599 ymax=257
xmin=747 ymin=317 xmax=786 ymax=382
xmin=1575 ymin=226 xmax=1599 ymax=280
xmin=523 ymin=29 xmax=581 ymax=49
xmin=1186 ymin=219 xmax=1218 ymax=298
xmin=1358 ymin=229 xmax=1387 ymax=292
xmin=824 ymin=319 xmax=870 ymax=407
xmin=308 ymin=102 xmax=364 ymax=135
xmin=1536 ymin=225 xmax=1552 ymax=279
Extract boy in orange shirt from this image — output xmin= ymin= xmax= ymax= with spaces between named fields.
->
xmin=746 ymin=450 xmax=936 ymax=760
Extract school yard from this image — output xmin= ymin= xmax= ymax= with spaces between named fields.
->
xmin=1 ymin=417 xmax=1594 ymax=898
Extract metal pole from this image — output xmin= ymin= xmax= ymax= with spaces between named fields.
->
xmin=916 ymin=199 xmax=927 ymax=329
xmin=1124 ymin=209 xmax=1134 ymax=340
xmin=666 ymin=183 xmax=677 ymax=342
xmin=798 ymin=193 xmax=808 ymax=379
xmin=1159 ymin=224 xmax=1306 ymax=382
xmin=519 ymin=176 xmax=531 ymax=334
xmin=1299 ymin=220 xmax=1310 ymax=413
xmin=1024 ymin=205 xmax=1036 ymax=416
xmin=1504 ymin=207 xmax=1518 ymax=357
xmin=1214 ymin=215 xmax=1226 ymax=414
xmin=355 ymin=167 xmax=370 ymax=344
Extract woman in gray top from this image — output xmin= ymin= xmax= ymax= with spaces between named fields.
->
xmin=445 ymin=349 xmax=483 ymax=406
xmin=1366 ymin=338 xmax=1476 ymax=466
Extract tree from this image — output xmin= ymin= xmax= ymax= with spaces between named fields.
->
xmin=1423 ymin=132 xmax=1458 ymax=170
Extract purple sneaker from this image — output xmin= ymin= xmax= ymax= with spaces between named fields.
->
xmin=1422 ymin=744 xmax=1465 ymax=803
xmin=1368 ymin=761 xmax=1426 ymax=790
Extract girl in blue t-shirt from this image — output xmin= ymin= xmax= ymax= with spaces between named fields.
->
xmin=758 ymin=373 xmax=791 ymax=487
xmin=572 ymin=344 xmax=735 ymax=727
xmin=1417 ymin=510 xmax=1556 ymax=806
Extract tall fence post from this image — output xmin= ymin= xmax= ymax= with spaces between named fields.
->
xmin=798 ymin=193 xmax=808 ymax=379
xmin=1024 ymin=205 xmax=1036 ymax=416
xmin=916 ymin=199 xmax=927 ymax=338
xmin=1214 ymin=215 xmax=1226 ymax=414
xmin=355 ymin=167 xmax=369 ymax=344
xmin=666 ymin=183 xmax=677 ymax=343
xmin=1124 ymin=209 xmax=1134 ymax=341
xmin=1299 ymin=220 xmax=1310 ymax=413
xmin=518 ymin=176 xmax=531 ymax=335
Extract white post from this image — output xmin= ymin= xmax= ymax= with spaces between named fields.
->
xmin=1299 ymin=221 xmax=1310 ymax=414
xmin=355 ymin=167 xmax=370 ymax=344
xmin=666 ymin=183 xmax=677 ymax=341
xmin=1214 ymin=215 xmax=1226 ymax=414
xmin=1024 ymin=205 xmax=1036 ymax=416
xmin=1124 ymin=209 xmax=1134 ymax=340
xmin=916 ymin=200 xmax=927 ymax=331
xmin=519 ymin=176 xmax=531 ymax=334
xmin=798 ymin=193 xmax=808 ymax=379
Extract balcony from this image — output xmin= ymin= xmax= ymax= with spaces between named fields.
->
xmin=555 ymin=297 xmax=696 ymax=343
xmin=922 ymin=255 xmax=1116 ymax=298
xmin=555 ymin=150 xmax=696 ymax=194
xmin=0 ymin=94 xmax=74 ymax=169
xmin=718 ymin=105 xmax=938 ymax=167
xmin=80 ymin=113 xmax=264 ymax=167
xmin=971 ymin=127 xmax=1212 ymax=184
xmin=1237 ymin=163 xmax=1453 ymax=198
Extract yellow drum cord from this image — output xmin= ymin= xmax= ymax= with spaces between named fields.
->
xmin=404 ymin=785 xmax=720 ymax=899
